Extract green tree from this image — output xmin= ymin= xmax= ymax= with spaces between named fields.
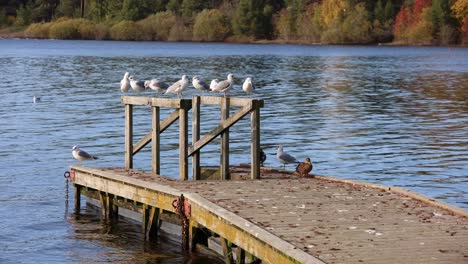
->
xmin=55 ymin=0 xmax=77 ymax=18
xmin=232 ymin=0 xmax=272 ymax=39
xmin=193 ymin=9 xmax=230 ymax=41
xmin=343 ymin=2 xmax=371 ymax=43
xmin=181 ymin=0 xmax=206 ymax=17
xmin=15 ymin=0 xmax=35 ymax=25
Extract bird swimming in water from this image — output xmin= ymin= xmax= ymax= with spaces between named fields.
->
xmin=129 ymin=76 xmax=145 ymax=94
xmin=72 ymin=146 xmax=98 ymax=162
xmin=192 ymin=76 xmax=210 ymax=95
xmin=33 ymin=96 xmax=41 ymax=103
xmin=145 ymin=78 xmax=169 ymax=95
xmin=260 ymin=148 xmax=266 ymax=167
xmin=211 ymin=73 xmax=234 ymax=96
xmin=120 ymin=72 xmax=130 ymax=93
xmin=277 ymin=145 xmax=299 ymax=169
xmin=296 ymin=158 xmax=313 ymax=177
xmin=165 ymin=75 xmax=189 ymax=98
xmin=242 ymin=77 xmax=255 ymax=95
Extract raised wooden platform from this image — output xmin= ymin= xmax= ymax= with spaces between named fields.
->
xmin=70 ymin=165 xmax=468 ymax=264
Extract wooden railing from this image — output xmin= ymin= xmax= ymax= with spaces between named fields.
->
xmin=121 ymin=96 xmax=264 ymax=180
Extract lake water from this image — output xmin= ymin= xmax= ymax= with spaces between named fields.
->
xmin=0 ymin=39 xmax=467 ymax=263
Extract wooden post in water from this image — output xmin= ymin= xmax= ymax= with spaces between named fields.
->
xmin=74 ymin=185 xmax=81 ymax=214
xmin=125 ymin=104 xmax=133 ymax=169
xmin=251 ymin=102 xmax=260 ymax=179
xmin=179 ymin=107 xmax=189 ymax=181
xmin=152 ymin=106 xmax=160 ymax=175
xmin=220 ymin=97 xmax=230 ymax=180
xmin=192 ymin=96 xmax=201 ymax=180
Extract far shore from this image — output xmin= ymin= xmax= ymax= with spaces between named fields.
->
xmin=1 ymin=27 xmax=466 ymax=47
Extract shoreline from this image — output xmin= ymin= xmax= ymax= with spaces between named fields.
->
xmin=1 ymin=28 xmax=466 ymax=47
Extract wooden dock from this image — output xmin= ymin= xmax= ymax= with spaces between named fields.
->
xmin=70 ymin=165 xmax=468 ymax=264
xmin=69 ymin=96 xmax=467 ymax=263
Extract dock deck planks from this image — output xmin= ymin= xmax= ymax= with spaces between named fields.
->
xmin=71 ymin=165 xmax=468 ymax=264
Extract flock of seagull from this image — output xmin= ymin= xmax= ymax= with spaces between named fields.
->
xmin=73 ymin=144 xmax=313 ymax=177
xmin=120 ymin=72 xmax=255 ymax=97
xmin=71 ymin=72 xmax=313 ymax=177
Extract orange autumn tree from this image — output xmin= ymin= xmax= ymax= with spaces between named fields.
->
xmin=452 ymin=0 xmax=468 ymax=44
xmin=394 ymin=0 xmax=432 ymax=44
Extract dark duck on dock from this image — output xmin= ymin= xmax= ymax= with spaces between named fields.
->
xmin=296 ymin=158 xmax=313 ymax=177
xmin=260 ymin=148 xmax=266 ymax=166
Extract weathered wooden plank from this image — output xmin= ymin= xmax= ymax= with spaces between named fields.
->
xmin=121 ymin=96 xmax=192 ymax=108
xmin=125 ymin=104 xmax=133 ymax=169
xmin=133 ymin=110 xmax=180 ymax=155
xmin=192 ymin=96 xmax=201 ymax=180
xmin=250 ymin=106 xmax=260 ymax=180
xmin=189 ymin=103 xmax=253 ymax=156
xmin=199 ymin=96 xmax=264 ymax=108
xmin=220 ymin=97 xmax=230 ymax=180
xmin=151 ymin=109 xmax=163 ymax=173
xmin=179 ymin=108 xmax=188 ymax=181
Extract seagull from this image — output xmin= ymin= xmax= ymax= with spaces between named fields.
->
xmin=165 ymin=75 xmax=189 ymax=98
xmin=33 ymin=96 xmax=41 ymax=103
xmin=129 ymin=76 xmax=145 ymax=94
xmin=72 ymin=146 xmax=98 ymax=162
xmin=277 ymin=145 xmax=299 ymax=169
xmin=211 ymin=73 xmax=234 ymax=96
xmin=145 ymin=78 xmax=169 ymax=95
xmin=260 ymin=148 xmax=266 ymax=167
xmin=192 ymin=76 xmax=210 ymax=95
xmin=210 ymin=79 xmax=219 ymax=91
xmin=120 ymin=72 xmax=130 ymax=93
xmin=296 ymin=158 xmax=313 ymax=177
xmin=242 ymin=77 xmax=255 ymax=95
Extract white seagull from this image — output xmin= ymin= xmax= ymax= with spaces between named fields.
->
xmin=72 ymin=146 xmax=98 ymax=162
xmin=129 ymin=76 xmax=146 ymax=94
xmin=242 ymin=77 xmax=255 ymax=95
xmin=277 ymin=145 xmax=299 ymax=169
xmin=212 ymin=73 xmax=234 ymax=96
xmin=210 ymin=79 xmax=219 ymax=91
xmin=33 ymin=96 xmax=41 ymax=103
xmin=192 ymin=76 xmax=210 ymax=95
xmin=165 ymin=75 xmax=189 ymax=98
xmin=120 ymin=72 xmax=130 ymax=93
xmin=145 ymin=79 xmax=169 ymax=95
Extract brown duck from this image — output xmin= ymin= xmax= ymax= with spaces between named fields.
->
xmin=296 ymin=158 xmax=313 ymax=177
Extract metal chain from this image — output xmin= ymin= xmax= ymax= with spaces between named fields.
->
xmin=175 ymin=194 xmax=189 ymax=252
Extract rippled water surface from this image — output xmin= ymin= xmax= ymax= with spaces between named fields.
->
xmin=0 ymin=39 xmax=467 ymax=263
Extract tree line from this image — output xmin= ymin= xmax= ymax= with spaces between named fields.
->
xmin=1 ymin=0 xmax=467 ymax=45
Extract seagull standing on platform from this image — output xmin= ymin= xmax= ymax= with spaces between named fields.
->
xmin=165 ymin=75 xmax=189 ymax=98
xmin=296 ymin=158 xmax=313 ymax=177
xmin=129 ymin=76 xmax=145 ymax=94
xmin=120 ymin=72 xmax=130 ymax=93
xmin=242 ymin=77 xmax=255 ymax=95
xmin=72 ymin=146 xmax=98 ymax=162
xmin=277 ymin=145 xmax=299 ymax=169
xmin=145 ymin=79 xmax=169 ymax=95
xmin=210 ymin=79 xmax=219 ymax=91
xmin=192 ymin=76 xmax=210 ymax=95
xmin=211 ymin=73 xmax=234 ymax=96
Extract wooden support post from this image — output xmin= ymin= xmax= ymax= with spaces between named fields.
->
xmin=251 ymin=104 xmax=260 ymax=179
xmin=221 ymin=238 xmax=234 ymax=264
xmin=142 ymin=204 xmax=149 ymax=234
xmin=236 ymin=246 xmax=246 ymax=264
xmin=179 ymin=107 xmax=189 ymax=181
xmin=99 ymin=192 xmax=109 ymax=220
xmin=192 ymin=96 xmax=201 ymax=180
xmin=152 ymin=106 xmax=160 ymax=176
xmin=74 ymin=185 xmax=81 ymax=214
xmin=108 ymin=194 xmax=118 ymax=220
xmin=145 ymin=206 xmax=160 ymax=240
xmin=125 ymin=104 xmax=133 ymax=169
xmin=220 ymin=97 xmax=230 ymax=180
